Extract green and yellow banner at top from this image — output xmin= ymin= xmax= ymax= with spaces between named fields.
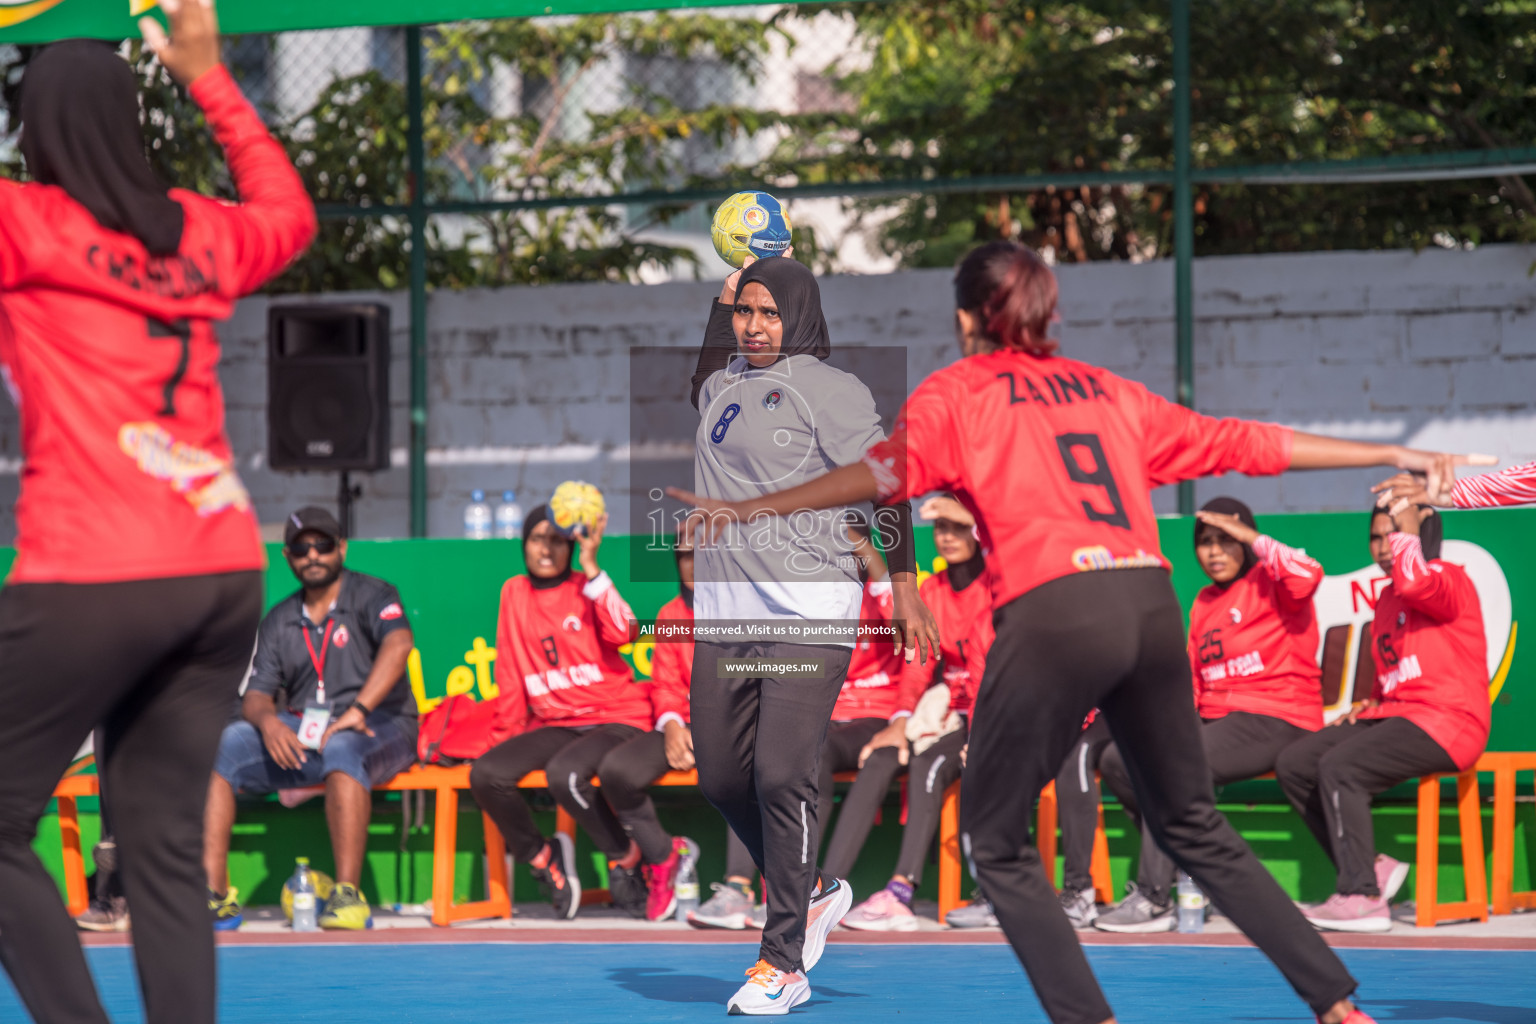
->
xmin=0 ymin=0 xmax=778 ymax=43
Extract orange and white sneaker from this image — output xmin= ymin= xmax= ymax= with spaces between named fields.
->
xmin=801 ymin=877 xmax=852 ymax=971
xmin=726 ymin=959 xmax=810 ymax=1016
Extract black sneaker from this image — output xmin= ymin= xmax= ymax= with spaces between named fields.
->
xmin=530 ymin=832 xmax=581 ymax=920
xmin=607 ymin=862 xmax=648 ymax=919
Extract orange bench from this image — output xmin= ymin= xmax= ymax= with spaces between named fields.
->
xmin=1413 ymin=763 xmax=1488 ymax=928
xmin=936 ymin=779 xmax=1116 ymax=924
xmin=1483 ymin=751 xmax=1536 ymax=916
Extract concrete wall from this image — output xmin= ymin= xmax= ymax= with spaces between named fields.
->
xmin=0 ymin=245 xmax=1530 ymax=540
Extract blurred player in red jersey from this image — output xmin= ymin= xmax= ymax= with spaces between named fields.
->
xmin=1277 ymin=503 xmax=1488 ymax=933
xmin=671 ymin=240 xmax=1491 ymax=1024
xmin=844 ymin=495 xmax=992 ymax=931
xmin=0 ymin=2 xmax=315 ymax=1021
xmin=1095 ymin=497 xmax=1326 ymax=934
xmin=597 ymin=528 xmax=701 ymax=922
xmin=468 ymin=506 xmax=652 ymax=920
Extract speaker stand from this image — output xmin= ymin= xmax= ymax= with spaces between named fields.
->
xmin=338 ymin=471 xmax=362 ymax=538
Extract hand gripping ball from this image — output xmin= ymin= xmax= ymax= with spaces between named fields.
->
xmin=710 ymin=191 xmax=793 ymax=269
xmin=548 ymin=481 xmax=606 ymax=537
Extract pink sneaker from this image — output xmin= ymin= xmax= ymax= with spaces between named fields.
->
xmin=1302 ymin=893 xmax=1391 ymax=933
xmin=840 ymin=888 xmax=919 ymax=933
xmin=1374 ymin=854 xmax=1410 ymax=902
xmin=643 ymin=844 xmax=682 ymax=922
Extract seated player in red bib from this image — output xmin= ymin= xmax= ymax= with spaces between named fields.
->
xmin=596 ymin=530 xmax=701 ymax=921
xmin=1095 ymin=497 xmax=1326 ymax=933
xmin=468 ymin=505 xmax=651 ymax=919
xmin=1277 ymin=502 xmax=1489 ymax=933
xmin=843 ymin=496 xmax=991 ymax=931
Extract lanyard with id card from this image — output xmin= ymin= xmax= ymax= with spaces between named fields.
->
xmin=297 ymin=620 xmax=335 ymax=750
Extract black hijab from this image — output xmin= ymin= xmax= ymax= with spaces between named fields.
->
xmin=733 ymin=257 xmax=831 ymax=362
xmin=1196 ymin=496 xmax=1259 ymax=584
xmin=522 ymin=505 xmax=573 ymax=589
xmin=19 ymin=40 xmax=185 ymax=256
xmin=1371 ymin=503 xmax=1442 ymax=561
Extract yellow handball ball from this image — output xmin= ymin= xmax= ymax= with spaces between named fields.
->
xmin=549 ymin=480 xmax=606 ymax=537
xmin=281 ymin=868 xmax=335 ymax=921
xmin=710 ymin=190 xmax=793 ymax=269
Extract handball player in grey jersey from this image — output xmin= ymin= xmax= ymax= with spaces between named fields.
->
xmin=685 ymin=255 xmax=933 ymax=1015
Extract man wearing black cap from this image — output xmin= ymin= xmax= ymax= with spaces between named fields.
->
xmin=202 ymin=506 xmax=417 ymax=931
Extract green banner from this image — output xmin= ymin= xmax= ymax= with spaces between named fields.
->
xmin=220 ymin=507 xmax=1529 ymax=753
xmin=0 ymin=0 xmax=779 ymax=44
xmin=0 ymin=507 xmax=1525 ymax=749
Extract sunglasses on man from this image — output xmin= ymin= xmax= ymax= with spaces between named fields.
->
xmin=288 ymin=537 xmax=338 ymax=558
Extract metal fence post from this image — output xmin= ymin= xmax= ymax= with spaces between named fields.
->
xmin=1172 ymin=0 xmax=1194 ymax=515
xmin=406 ymin=25 xmax=428 ymax=537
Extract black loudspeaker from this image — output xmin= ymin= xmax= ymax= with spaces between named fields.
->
xmin=267 ymin=304 xmax=390 ymax=471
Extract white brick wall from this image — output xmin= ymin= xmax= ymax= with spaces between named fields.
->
xmin=0 ymin=245 xmax=1529 ymax=540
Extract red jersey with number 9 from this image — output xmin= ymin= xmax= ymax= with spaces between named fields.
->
xmin=863 ymin=351 xmax=1293 ymax=608
xmin=0 ymin=67 xmax=316 ymax=583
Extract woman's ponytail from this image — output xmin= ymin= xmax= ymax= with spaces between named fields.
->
xmin=954 ymin=241 xmax=1059 ymax=356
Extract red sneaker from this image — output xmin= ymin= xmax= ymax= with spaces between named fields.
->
xmin=1317 ymin=1010 xmax=1377 ymax=1024
xmin=644 ymin=841 xmax=683 ymax=922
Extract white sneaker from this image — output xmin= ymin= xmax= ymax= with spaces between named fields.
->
xmin=726 ymin=960 xmax=810 ymax=1016
xmin=1375 ymin=854 xmax=1411 ymax=903
xmin=801 ymin=878 xmax=852 ymax=971
xmin=841 ymin=888 xmax=919 ymax=932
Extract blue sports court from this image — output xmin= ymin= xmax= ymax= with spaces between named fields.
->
xmin=5 ymin=941 xmax=1529 ymax=1023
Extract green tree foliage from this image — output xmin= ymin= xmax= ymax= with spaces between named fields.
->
xmin=772 ymin=0 xmax=1536 ymax=267
xmin=0 ymin=15 xmax=794 ymax=291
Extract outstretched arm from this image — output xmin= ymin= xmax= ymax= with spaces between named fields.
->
xmin=142 ymin=0 xmax=317 ymax=295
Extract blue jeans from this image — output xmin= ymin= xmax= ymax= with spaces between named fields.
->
xmin=214 ymin=711 xmax=416 ymax=793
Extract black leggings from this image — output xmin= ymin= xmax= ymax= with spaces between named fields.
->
xmin=819 ymin=717 xmax=903 ymax=880
xmin=0 ymin=572 xmax=262 ymax=1024
xmin=890 ymin=728 xmax=965 ymax=885
xmin=691 ymin=641 xmax=851 ymax=973
xmin=962 ymin=569 xmax=1356 ymax=1024
xmin=1053 ymin=715 xmax=1113 ymax=894
xmin=1276 ymin=716 xmax=1455 ymax=896
xmin=469 ymin=723 xmax=643 ymax=862
xmin=596 ymin=729 xmax=676 ymax=864
xmin=1099 ymin=711 xmax=1310 ymax=903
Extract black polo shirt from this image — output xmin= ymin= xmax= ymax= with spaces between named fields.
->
xmin=246 ymin=570 xmax=415 ymax=719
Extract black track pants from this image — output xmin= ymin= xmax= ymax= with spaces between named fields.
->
xmin=596 ymin=729 xmax=676 ymax=864
xmin=469 ymin=723 xmax=642 ymax=862
xmin=690 ymin=641 xmax=851 ymax=972
xmin=1099 ymin=711 xmax=1310 ymax=903
xmin=891 ymin=728 xmax=965 ymax=885
xmin=1275 ymin=716 xmax=1454 ymax=895
xmin=0 ymin=572 xmax=262 ymax=1024
xmin=819 ymin=717 xmax=903 ymax=880
xmin=961 ymin=569 xmax=1358 ymax=1024
xmin=1053 ymin=714 xmax=1113 ymax=894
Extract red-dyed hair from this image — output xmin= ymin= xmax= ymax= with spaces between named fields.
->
xmin=953 ymin=241 xmax=1060 ymax=356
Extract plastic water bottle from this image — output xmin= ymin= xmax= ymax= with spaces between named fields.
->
xmin=673 ymin=837 xmax=701 ymax=921
xmin=1176 ymin=870 xmax=1205 ymax=933
xmin=494 ymin=490 xmax=523 ymax=540
xmin=463 ymin=490 xmax=492 ymax=539
xmin=290 ymin=857 xmax=319 ymax=933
